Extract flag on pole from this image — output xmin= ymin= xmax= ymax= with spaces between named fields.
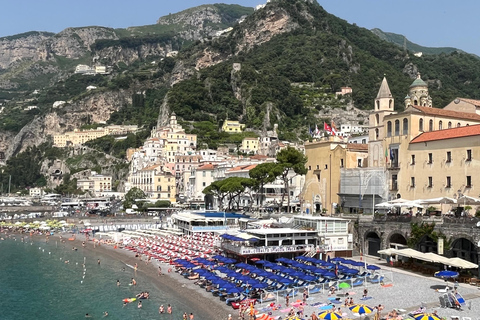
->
xmin=385 ymin=148 xmax=388 ymax=163
xmin=331 ymin=120 xmax=338 ymax=136
xmin=324 ymin=122 xmax=333 ymax=135
xmin=315 ymin=124 xmax=320 ymax=136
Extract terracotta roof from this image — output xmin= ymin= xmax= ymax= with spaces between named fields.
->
xmin=347 ymin=143 xmax=368 ymax=151
xmin=410 ymin=124 xmax=480 ymax=144
xmin=458 ymin=98 xmax=480 ymax=107
xmin=198 ymin=164 xmax=215 ymax=170
xmin=250 ymin=155 xmax=269 ymax=160
xmin=142 ymin=164 xmax=161 ymax=171
xmin=227 ymin=164 xmax=258 ymax=172
xmin=412 ymin=105 xmax=480 ymax=122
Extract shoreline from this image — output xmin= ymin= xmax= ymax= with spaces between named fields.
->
xmin=15 ymin=231 xmax=234 ymax=320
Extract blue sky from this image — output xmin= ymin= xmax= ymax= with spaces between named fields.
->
xmin=1 ymin=0 xmax=479 ymax=55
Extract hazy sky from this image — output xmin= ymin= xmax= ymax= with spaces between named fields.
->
xmin=1 ymin=0 xmax=479 ymax=55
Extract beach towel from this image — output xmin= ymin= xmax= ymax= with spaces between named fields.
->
xmin=280 ymin=308 xmax=291 ymax=313
xmin=360 ymin=297 xmax=372 ymax=301
xmin=381 ymin=283 xmax=393 ymax=288
xmin=319 ymin=305 xmax=334 ymax=310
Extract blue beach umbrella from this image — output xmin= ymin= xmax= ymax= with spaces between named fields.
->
xmin=434 ymin=270 xmax=459 ymax=279
xmin=255 ymin=260 xmax=269 ymax=265
xmin=331 ymin=257 xmax=345 ymax=263
xmin=323 ymin=272 xmax=336 ymax=279
xmin=226 ymin=287 xmax=244 ymax=294
xmin=366 ymin=265 xmax=381 ymax=271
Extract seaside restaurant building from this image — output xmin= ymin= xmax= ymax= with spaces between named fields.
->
xmin=171 ymin=211 xmax=250 ymax=235
xmin=221 ymin=215 xmax=352 ymax=261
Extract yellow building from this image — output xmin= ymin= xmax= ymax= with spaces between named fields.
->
xmin=304 ymin=138 xmax=368 ymax=214
xmin=222 ymin=120 xmax=245 ymax=133
xmin=127 ymin=164 xmax=176 ymax=203
xmin=240 ymin=137 xmax=259 ymax=154
xmin=77 ymin=173 xmax=112 ymax=196
xmin=53 ymin=125 xmax=138 ymax=147
xmin=369 ymin=73 xmax=480 ymax=204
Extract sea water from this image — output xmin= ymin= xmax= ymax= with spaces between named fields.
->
xmin=0 ymin=236 xmax=192 ymax=320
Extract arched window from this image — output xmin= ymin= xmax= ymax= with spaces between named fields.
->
xmin=375 ymin=128 xmax=379 ymax=139
xmin=448 ymin=122 xmax=452 ymax=129
xmin=429 ymin=119 xmax=434 ymax=131
xmin=414 ymin=99 xmax=418 ymax=105
xmin=419 ymin=119 xmax=424 ymax=131
xmin=394 ymin=119 xmax=400 ymax=136
xmin=389 ymin=99 xmax=393 ymax=109
xmin=457 ymin=123 xmax=461 ymax=127
xmin=387 ymin=121 xmax=392 ymax=137
xmin=376 ymin=101 xmax=380 ymax=110
xmin=403 ymin=118 xmax=408 ymax=135
xmin=439 ymin=121 xmax=443 ymax=130
xmin=375 ymin=114 xmax=379 ymax=126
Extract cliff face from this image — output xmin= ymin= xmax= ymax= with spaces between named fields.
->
xmin=3 ymin=89 xmax=132 ymax=159
xmin=0 ymin=32 xmax=52 ymax=70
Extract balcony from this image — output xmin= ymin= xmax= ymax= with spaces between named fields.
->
xmin=221 ymin=242 xmax=315 ymax=256
xmin=387 ymin=162 xmax=399 ymax=170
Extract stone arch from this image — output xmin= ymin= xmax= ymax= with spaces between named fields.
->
xmin=450 ymin=236 xmax=478 ymax=264
xmin=365 ymin=230 xmax=382 ymax=257
xmin=387 ymin=231 xmax=408 ymax=248
xmin=416 ymin=234 xmax=437 ymax=253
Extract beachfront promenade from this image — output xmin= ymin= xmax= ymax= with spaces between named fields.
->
xmin=112 ymin=228 xmax=480 ymax=320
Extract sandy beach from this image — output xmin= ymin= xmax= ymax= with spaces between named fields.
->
xmin=7 ymin=228 xmax=480 ymax=320
xmin=21 ymin=231 xmax=234 ymax=320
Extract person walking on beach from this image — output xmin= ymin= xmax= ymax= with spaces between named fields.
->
xmin=363 ymin=288 xmax=368 ymax=299
xmin=285 ymin=294 xmax=290 ymax=307
xmin=158 ymin=266 xmax=162 ymax=276
xmin=303 ymin=288 xmax=308 ymax=304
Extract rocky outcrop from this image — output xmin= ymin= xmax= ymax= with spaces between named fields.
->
xmin=95 ymin=42 xmax=174 ymax=66
xmin=233 ymin=7 xmax=299 ymax=54
xmin=3 ymin=89 xmax=132 ymax=159
xmin=0 ymin=32 xmax=53 ymax=69
xmin=46 ymin=27 xmax=117 ymax=59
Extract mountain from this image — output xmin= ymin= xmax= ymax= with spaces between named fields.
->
xmin=1 ymin=0 xmax=480 ymax=172
xmin=371 ymin=28 xmax=463 ymax=55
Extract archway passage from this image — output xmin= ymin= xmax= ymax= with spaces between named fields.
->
xmin=366 ymin=232 xmax=381 ymax=257
xmin=416 ymin=235 xmax=437 ymax=253
xmin=451 ymin=238 xmax=478 ymax=264
xmin=389 ymin=233 xmax=407 ymax=248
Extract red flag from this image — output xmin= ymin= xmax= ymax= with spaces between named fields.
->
xmin=324 ymin=122 xmax=332 ymax=134
xmin=331 ymin=120 xmax=337 ymax=136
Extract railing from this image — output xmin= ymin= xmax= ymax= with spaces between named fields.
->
xmin=221 ymin=242 xmax=315 ymax=255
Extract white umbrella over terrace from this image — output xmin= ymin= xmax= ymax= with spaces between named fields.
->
xmin=457 ymin=195 xmax=480 ymax=205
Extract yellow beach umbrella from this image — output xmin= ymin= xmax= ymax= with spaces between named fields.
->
xmin=412 ymin=313 xmax=441 ymax=320
xmin=318 ymin=311 xmax=343 ymax=320
xmin=349 ymin=304 xmax=374 ymax=315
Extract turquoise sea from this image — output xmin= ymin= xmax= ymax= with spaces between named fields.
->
xmin=0 ymin=236 xmax=193 ymax=320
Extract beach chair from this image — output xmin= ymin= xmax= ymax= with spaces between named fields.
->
xmin=369 ymin=276 xmax=384 ymax=284
xmin=443 ymin=294 xmax=454 ymax=308
xmin=352 ymin=279 xmax=364 ymax=287
xmin=462 ymin=317 xmax=471 ymax=320
xmin=439 ymin=296 xmax=447 ymax=308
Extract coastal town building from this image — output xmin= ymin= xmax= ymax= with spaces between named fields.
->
xmin=53 ymin=125 xmax=138 ymax=147
xmin=221 ymin=120 xmax=245 ymax=133
xmin=303 ymin=138 xmax=368 ymax=215
xmin=126 ymin=164 xmax=176 ymax=202
xmin=240 ymin=137 xmax=259 ymax=154
xmin=77 ymin=171 xmax=112 ymax=196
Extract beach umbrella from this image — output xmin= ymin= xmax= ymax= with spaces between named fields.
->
xmin=250 ymin=282 xmax=268 ymax=289
xmin=338 ymin=282 xmax=351 ymax=289
xmin=412 ymin=314 xmax=441 ymax=320
xmin=331 ymin=257 xmax=345 ymax=263
xmin=367 ymin=265 xmax=381 ymax=271
xmin=349 ymin=304 xmax=374 ymax=315
xmin=226 ymin=287 xmax=244 ymax=294
xmin=318 ymin=311 xmax=343 ymax=320
xmin=255 ymin=260 xmax=269 ymax=265
xmin=323 ymin=272 xmax=336 ymax=279
xmin=434 ymin=270 xmax=459 ymax=279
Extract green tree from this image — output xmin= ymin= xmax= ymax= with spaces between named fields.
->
xmin=203 ymin=177 xmax=255 ymax=210
xmin=123 ymin=187 xmax=146 ymax=209
xmin=249 ymin=162 xmax=283 ymax=207
xmin=276 ymin=146 xmax=308 ymax=213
